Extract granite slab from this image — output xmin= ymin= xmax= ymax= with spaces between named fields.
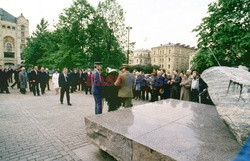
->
xmin=85 ymin=99 xmax=241 ymax=161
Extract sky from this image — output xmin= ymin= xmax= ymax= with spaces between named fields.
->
xmin=0 ymin=0 xmax=215 ymax=49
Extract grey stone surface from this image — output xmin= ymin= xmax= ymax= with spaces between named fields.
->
xmin=202 ymin=66 xmax=250 ymax=144
xmin=0 ymin=85 xmax=147 ymax=161
xmin=85 ymin=99 xmax=240 ymax=161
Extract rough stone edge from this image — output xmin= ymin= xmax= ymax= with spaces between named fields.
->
xmin=202 ymin=66 xmax=250 ymax=145
xmin=85 ymin=116 xmax=176 ymax=161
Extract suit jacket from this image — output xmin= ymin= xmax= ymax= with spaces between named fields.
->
xmin=59 ymin=73 xmax=70 ymax=88
xmin=172 ymin=74 xmax=181 ymax=90
xmin=30 ymin=70 xmax=40 ymax=83
xmin=19 ymin=71 xmax=28 ymax=88
xmin=91 ymin=69 xmax=102 ymax=95
xmin=115 ymin=71 xmax=135 ymax=98
xmin=39 ymin=71 xmax=47 ymax=84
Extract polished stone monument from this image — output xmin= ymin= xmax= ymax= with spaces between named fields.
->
xmin=202 ymin=66 xmax=250 ymax=145
xmin=85 ymin=99 xmax=240 ymax=161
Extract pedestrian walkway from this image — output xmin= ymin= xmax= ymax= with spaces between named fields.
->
xmin=0 ymin=87 xmax=146 ymax=161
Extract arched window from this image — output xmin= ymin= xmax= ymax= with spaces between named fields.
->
xmin=21 ymin=25 xmax=25 ymax=30
xmin=7 ymin=26 xmax=11 ymax=29
xmin=2 ymin=25 xmax=6 ymax=29
xmin=12 ymin=27 xmax=15 ymax=30
xmin=6 ymin=43 xmax=13 ymax=51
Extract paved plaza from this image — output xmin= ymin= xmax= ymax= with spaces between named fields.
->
xmin=0 ymin=86 xmax=146 ymax=161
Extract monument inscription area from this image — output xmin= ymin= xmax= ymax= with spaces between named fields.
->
xmin=85 ymin=99 xmax=240 ymax=161
xmin=202 ymin=66 xmax=250 ymax=145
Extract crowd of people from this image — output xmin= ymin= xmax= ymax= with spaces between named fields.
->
xmin=0 ymin=64 xmax=212 ymax=113
xmin=132 ymin=68 xmax=212 ymax=105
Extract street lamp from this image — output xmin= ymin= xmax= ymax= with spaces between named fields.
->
xmin=126 ymin=26 xmax=132 ymax=64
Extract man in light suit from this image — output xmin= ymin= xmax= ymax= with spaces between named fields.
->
xmin=91 ymin=62 xmax=103 ymax=114
xmin=115 ymin=65 xmax=135 ymax=108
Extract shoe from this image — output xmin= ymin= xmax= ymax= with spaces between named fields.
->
xmin=68 ymin=103 xmax=72 ymax=106
xmin=61 ymin=102 xmax=63 ymax=104
xmin=6 ymin=92 xmax=10 ymax=94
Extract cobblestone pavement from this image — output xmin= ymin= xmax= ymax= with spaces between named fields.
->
xmin=0 ymin=85 xmax=147 ymax=161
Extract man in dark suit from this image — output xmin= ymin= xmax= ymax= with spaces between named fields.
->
xmin=171 ymin=69 xmax=181 ymax=99
xmin=85 ymin=69 xmax=92 ymax=95
xmin=59 ymin=68 xmax=72 ymax=106
xmin=11 ymin=68 xmax=20 ymax=89
xmin=39 ymin=67 xmax=47 ymax=95
xmin=45 ymin=68 xmax=50 ymax=91
xmin=91 ymin=62 xmax=103 ymax=114
xmin=78 ymin=69 xmax=84 ymax=91
xmin=30 ymin=66 xmax=40 ymax=96
xmin=72 ymin=69 xmax=79 ymax=92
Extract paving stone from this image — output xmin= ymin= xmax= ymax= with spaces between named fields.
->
xmin=0 ymin=84 xmax=147 ymax=160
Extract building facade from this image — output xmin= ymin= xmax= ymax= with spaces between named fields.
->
xmin=129 ymin=49 xmax=151 ymax=66
xmin=0 ymin=8 xmax=29 ymax=68
xmin=151 ymin=43 xmax=197 ymax=73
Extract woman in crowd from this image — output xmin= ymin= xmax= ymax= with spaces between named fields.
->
xmin=180 ymin=74 xmax=191 ymax=101
xmin=52 ymin=70 xmax=60 ymax=94
xmin=134 ymin=72 xmax=142 ymax=100
xmin=19 ymin=67 xmax=29 ymax=94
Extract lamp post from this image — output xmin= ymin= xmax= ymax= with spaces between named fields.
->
xmin=126 ymin=26 xmax=132 ymax=64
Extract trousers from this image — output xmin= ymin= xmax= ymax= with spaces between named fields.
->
xmin=94 ymin=94 xmax=102 ymax=115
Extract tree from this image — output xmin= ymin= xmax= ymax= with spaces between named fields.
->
xmin=56 ymin=0 xmax=95 ymax=69
xmin=86 ymin=15 xmax=126 ymax=68
xmin=193 ymin=0 xmax=250 ymax=73
xmin=97 ymin=0 xmax=128 ymax=50
xmin=22 ymin=18 xmax=50 ymax=67
xmin=23 ymin=0 xmax=127 ymax=69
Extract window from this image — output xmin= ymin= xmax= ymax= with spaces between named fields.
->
xmin=6 ymin=43 xmax=13 ymax=51
xmin=4 ymin=52 xmax=15 ymax=58
xmin=154 ymin=58 xmax=155 ymax=62
xmin=169 ymin=50 xmax=171 ymax=54
xmin=2 ymin=25 xmax=6 ymax=29
xmin=169 ymin=58 xmax=171 ymax=62
xmin=20 ymin=44 xmax=25 ymax=50
xmin=168 ymin=65 xmax=170 ymax=69
xmin=21 ymin=53 xmax=24 ymax=60
xmin=12 ymin=27 xmax=15 ymax=30
xmin=7 ymin=26 xmax=11 ymax=29
xmin=21 ymin=31 xmax=25 ymax=38
xmin=21 ymin=25 xmax=25 ymax=30
xmin=162 ymin=50 xmax=164 ymax=54
xmin=137 ymin=59 xmax=139 ymax=63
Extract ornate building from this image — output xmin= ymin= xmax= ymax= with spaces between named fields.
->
xmin=0 ymin=8 xmax=29 ymax=68
xmin=129 ymin=49 xmax=151 ymax=66
xmin=151 ymin=43 xmax=197 ymax=73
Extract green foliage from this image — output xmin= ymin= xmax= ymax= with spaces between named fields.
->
xmin=22 ymin=0 xmax=127 ymax=70
xmin=129 ymin=64 xmax=160 ymax=74
xmin=22 ymin=18 xmax=50 ymax=67
xmin=193 ymin=0 xmax=250 ymax=73
xmin=97 ymin=0 xmax=128 ymax=50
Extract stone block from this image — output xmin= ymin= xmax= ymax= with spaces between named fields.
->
xmin=85 ymin=99 xmax=240 ymax=161
xmin=202 ymin=66 xmax=250 ymax=144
